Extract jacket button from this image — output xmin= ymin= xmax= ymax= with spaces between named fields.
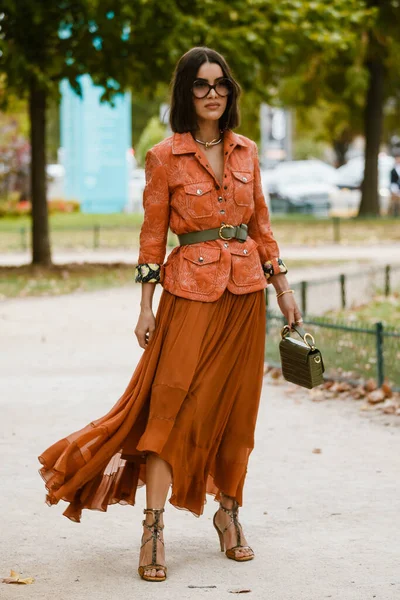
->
xmin=220 ymin=209 xmax=225 ymax=214
xmin=224 ymin=242 xmax=229 ymax=248
xmin=242 ymin=177 xmax=247 ymax=182
xmin=198 ymin=256 xmax=204 ymax=262
xmin=243 ymin=249 xmax=248 ymax=254
xmin=218 ymin=196 xmax=223 ymax=202
xmin=224 ymin=185 xmax=228 ymax=190
xmin=196 ymin=189 xmax=202 ymax=195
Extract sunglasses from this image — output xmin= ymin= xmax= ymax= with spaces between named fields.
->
xmin=191 ymin=78 xmax=233 ymax=99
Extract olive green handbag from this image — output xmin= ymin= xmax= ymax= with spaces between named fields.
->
xmin=279 ymin=324 xmax=325 ymax=389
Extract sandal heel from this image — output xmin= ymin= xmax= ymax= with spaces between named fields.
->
xmin=213 ymin=513 xmax=225 ymax=551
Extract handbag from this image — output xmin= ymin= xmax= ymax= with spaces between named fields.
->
xmin=279 ymin=324 xmax=325 ymax=389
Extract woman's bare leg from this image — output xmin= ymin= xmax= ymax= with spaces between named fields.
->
xmin=139 ymin=452 xmax=172 ymax=579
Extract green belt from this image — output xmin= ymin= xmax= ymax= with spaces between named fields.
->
xmin=178 ymin=223 xmax=248 ymax=246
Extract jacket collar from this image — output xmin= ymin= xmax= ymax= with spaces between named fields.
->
xmin=172 ymin=129 xmax=248 ymax=155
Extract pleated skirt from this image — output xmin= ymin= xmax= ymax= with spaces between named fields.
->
xmin=38 ymin=288 xmax=266 ymax=522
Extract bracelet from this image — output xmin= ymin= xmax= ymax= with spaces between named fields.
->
xmin=276 ymin=289 xmax=294 ymax=299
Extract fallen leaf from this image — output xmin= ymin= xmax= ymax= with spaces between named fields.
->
xmin=336 ymin=382 xmax=352 ymax=393
xmin=367 ymin=389 xmax=386 ymax=404
xmin=365 ymin=378 xmax=377 ymax=392
xmin=351 ymin=386 xmax=366 ymax=400
xmin=312 ymin=448 xmax=322 ymax=454
xmin=381 ymin=383 xmax=393 ymax=399
xmin=269 ymin=368 xmax=281 ymax=380
xmin=323 ymin=381 xmax=334 ymax=390
xmin=1 ymin=570 xmax=34 ymax=585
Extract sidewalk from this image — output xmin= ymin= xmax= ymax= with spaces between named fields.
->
xmin=1 ymin=285 xmax=399 ymax=599
xmin=1 ymin=242 xmax=399 ymax=269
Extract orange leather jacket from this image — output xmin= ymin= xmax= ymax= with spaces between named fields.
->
xmin=135 ymin=129 xmax=287 ymax=302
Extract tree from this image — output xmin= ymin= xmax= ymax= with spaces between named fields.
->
xmin=0 ymin=2 xmax=139 ymax=264
xmin=358 ymin=0 xmax=400 ymax=216
xmin=273 ymin=1 xmax=400 ymax=216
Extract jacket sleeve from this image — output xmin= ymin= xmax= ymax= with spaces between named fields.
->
xmin=134 ymin=149 xmax=170 ymax=284
xmin=247 ymin=141 xmax=288 ymax=282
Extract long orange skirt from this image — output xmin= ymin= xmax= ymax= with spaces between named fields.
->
xmin=38 ymin=288 xmax=266 ymax=522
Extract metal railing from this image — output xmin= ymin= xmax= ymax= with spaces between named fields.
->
xmin=265 ymin=311 xmax=400 ymax=390
xmin=266 ymin=264 xmax=400 ymax=316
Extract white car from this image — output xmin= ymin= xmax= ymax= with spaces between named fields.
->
xmin=334 ymin=153 xmax=394 ymax=215
xmin=261 ymin=160 xmax=337 ymax=216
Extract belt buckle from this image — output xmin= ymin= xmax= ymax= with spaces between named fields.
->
xmin=219 ymin=224 xmax=235 ymax=240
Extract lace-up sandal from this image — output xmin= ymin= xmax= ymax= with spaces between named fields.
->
xmin=137 ymin=508 xmax=167 ymax=582
xmin=213 ymin=495 xmax=255 ymax=562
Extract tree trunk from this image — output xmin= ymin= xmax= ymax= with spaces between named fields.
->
xmin=358 ymin=59 xmax=385 ymax=217
xmin=29 ymin=78 xmax=52 ymax=265
xmin=333 ymin=139 xmax=349 ymax=168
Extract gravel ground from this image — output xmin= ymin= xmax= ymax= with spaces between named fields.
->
xmin=1 ymin=285 xmax=399 ymax=600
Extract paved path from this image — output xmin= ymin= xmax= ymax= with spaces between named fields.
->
xmin=1 ymin=285 xmax=399 ymax=599
xmin=1 ymin=242 xmax=399 ymax=269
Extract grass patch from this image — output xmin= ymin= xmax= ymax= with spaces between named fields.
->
xmin=0 ymin=263 xmax=137 ymax=299
xmin=0 ymin=214 xmax=399 ymax=252
xmin=326 ymin=293 xmax=400 ymax=328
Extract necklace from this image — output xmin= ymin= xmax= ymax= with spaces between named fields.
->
xmin=194 ymin=135 xmax=223 ymax=150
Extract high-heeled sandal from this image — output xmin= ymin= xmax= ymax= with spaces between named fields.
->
xmin=213 ymin=494 xmax=255 ymax=562
xmin=137 ymin=508 xmax=167 ymax=582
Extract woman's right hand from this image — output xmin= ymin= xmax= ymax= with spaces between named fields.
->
xmin=134 ymin=308 xmax=156 ymax=349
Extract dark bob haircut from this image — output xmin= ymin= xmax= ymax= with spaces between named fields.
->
xmin=169 ymin=47 xmax=241 ymax=133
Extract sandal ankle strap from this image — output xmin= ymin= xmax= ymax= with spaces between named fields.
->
xmin=143 ymin=508 xmax=165 ymax=514
xmin=142 ymin=507 xmax=165 ymax=531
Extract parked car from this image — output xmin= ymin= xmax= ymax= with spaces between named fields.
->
xmin=261 ymin=160 xmax=337 ymax=216
xmin=334 ymin=153 xmax=394 ymax=215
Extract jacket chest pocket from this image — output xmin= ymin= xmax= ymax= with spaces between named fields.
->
xmin=180 ymin=246 xmax=220 ymax=294
xmin=232 ymin=171 xmax=254 ymax=207
xmin=184 ymin=182 xmax=214 ymax=218
xmin=230 ymin=241 xmax=263 ymax=287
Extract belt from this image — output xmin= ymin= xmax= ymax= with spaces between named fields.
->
xmin=178 ymin=223 xmax=248 ymax=246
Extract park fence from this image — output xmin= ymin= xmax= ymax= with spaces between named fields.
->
xmin=265 ymin=311 xmax=400 ymax=391
xmin=265 ymin=264 xmax=400 ymax=390
xmin=266 ymin=264 xmax=400 ymax=316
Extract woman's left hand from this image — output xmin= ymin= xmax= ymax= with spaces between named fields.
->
xmin=277 ymin=293 xmax=303 ymax=329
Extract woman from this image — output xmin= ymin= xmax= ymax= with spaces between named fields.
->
xmin=38 ymin=47 xmax=302 ymax=583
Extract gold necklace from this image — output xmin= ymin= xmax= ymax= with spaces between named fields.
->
xmin=194 ymin=136 xmax=223 ymax=150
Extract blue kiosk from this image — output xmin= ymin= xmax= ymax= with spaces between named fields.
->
xmin=60 ymin=75 xmax=131 ymax=213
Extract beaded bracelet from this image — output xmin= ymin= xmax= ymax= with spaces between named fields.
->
xmin=276 ymin=289 xmax=294 ymax=299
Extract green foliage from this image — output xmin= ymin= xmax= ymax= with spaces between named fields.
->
xmin=293 ymin=137 xmax=327 ymax=161
xmin=136 ymin=117 xmax=167 ymax=167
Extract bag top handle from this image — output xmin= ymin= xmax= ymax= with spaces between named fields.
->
xmin=281 ymin=324 xmax=316 ymax=350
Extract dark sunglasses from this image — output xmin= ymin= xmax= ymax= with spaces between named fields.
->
xmin=191 ymin=78 xmax=233 ymax=99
